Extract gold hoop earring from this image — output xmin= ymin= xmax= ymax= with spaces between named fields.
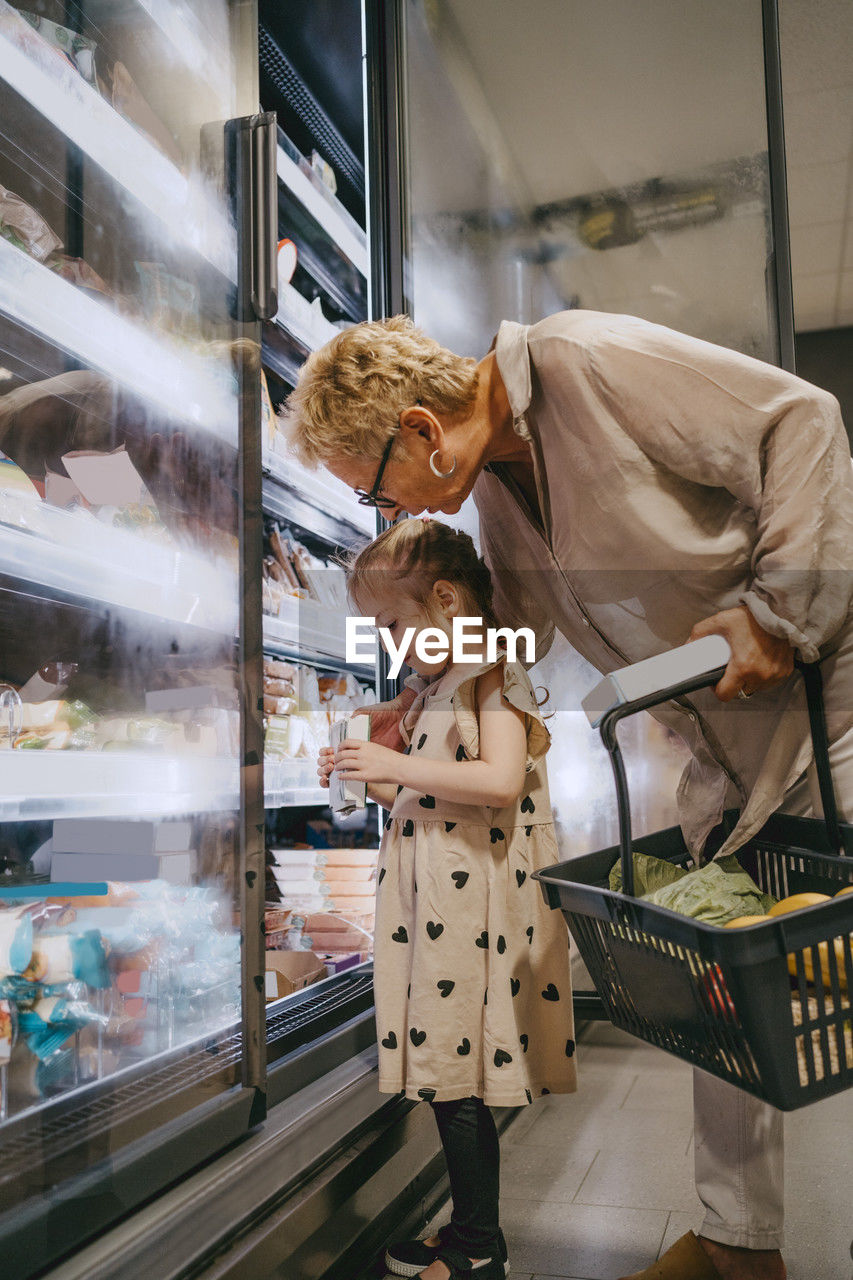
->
xmin=429 ymin=450 xmax=457 ymax=479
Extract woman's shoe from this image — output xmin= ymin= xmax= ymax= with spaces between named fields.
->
xmin=617 ymin=1232 xmax=723 ymax=1279
xmin=385 ymin=1225 xmax=509 ymax=1277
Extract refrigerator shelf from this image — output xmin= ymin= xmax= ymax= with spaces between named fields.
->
xmin=0 ymin=751 xmax=240 ymax=822
xmin=262 ymin=448 xmax=376 ymax=536
xmin=264 ymin=786 xmax=331 ymax=809
xmin=0 ymin=501 xmax=238 ymax=634
xmin=0 ymin=239 xmax=238 ymax=446
xmin=263 ymin=625 xmax=373 ymax=677
xmin=276 ymin=140 xmax=368 ymax=278
xmin=263 ymin=601 xmax=375 ymax=670
xmin=0 ymin=1 xmax=236 ymax=282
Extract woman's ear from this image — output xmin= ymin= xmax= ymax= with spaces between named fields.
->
xmin=431 ymin=578 xmax=460 ymax=617
xmin=399 ymin=404 xmax=443 ymax=447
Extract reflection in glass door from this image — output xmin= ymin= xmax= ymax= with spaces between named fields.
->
xmin=397 ymin=0 xmax=791 ymax=856
xmin=403 ymin=0 xmax=782 ymax=361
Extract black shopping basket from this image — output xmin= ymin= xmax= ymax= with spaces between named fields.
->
xmin=533 ymin=654 xmax=853 ymax=1111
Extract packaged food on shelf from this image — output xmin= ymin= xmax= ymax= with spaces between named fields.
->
xmin=262 ymin=660 xmax=375 ymax=785
xmin=277 ymin=238 xmax=297 ymax=288
xmin=0 ymin=182 xmax=110 ymax=298
xmin=263 ymin=525 xmax=349 ymax=613
xmin=0 ymin=999 xmax=13 ymax=1064
xmin=310 ymin=150 xmax=337 ymax=195
xmin=0 ymin=880 xmax=240 ymax=1110
xmin=265 ymin=950 xmax=326 ymax=1000
xmin=300 ymin=911 xmax=373 ymax=958
xmin=16 ymin=10 xmax=99 ymax=87
xmin=0 ymin=180 xmax=62 ymax=261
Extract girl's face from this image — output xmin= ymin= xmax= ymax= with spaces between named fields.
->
xmin=360 ymin=580 xmax=467 ymax=678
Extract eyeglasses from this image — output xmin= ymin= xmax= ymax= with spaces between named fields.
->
xmin=355 ymin=423 xmax=401 ymax=509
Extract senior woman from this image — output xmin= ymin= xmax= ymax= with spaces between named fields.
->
xmin=285 ymin=310 xmax=853 ymax=1280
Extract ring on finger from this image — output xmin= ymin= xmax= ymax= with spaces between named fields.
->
xmin=737 ymin=687 xmax=753 ymax=700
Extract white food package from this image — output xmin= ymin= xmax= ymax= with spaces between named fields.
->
xmin=329 ymin=715 xmax=369 ymax=815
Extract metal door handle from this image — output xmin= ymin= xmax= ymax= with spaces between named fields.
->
xmin=251 ymin=111 xmax=278 ymax=320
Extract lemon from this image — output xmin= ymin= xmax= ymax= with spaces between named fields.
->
xmin=767 ymin=893 xmax=831 ymax=916
xmin=724 ymin=915 xmax=769 ymax=928
xmin=788 ymin=940 xmax=848 ymax=993
xmin=834 ymin=885 xmax=853 ymax=898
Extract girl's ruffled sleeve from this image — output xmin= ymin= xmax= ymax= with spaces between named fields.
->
xmin=399 ymin=672 xmax=428 ymax=747
xmin=452 ymin=660 xmax=550 ymax=772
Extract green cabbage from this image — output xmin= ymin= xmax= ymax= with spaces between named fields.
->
xmin=609 ymin=851 xmax=777 ymax=924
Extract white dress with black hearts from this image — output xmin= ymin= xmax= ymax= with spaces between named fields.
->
xmin=373 ymin=654 xmax=577 ymax=1107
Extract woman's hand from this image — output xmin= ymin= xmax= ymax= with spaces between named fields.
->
xmin=334 ymin=738 xmax=406 ymax=785
xmin=317 ymin=745 xmax=335 ymax=788
xmin=689 ymin=605 xmax=794 ymax=701
xmin=351 ymin=685 xmax=419 ymax=751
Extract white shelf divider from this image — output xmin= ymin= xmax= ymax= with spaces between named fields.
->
xmin=0 ymin=751 xmax=240 ymax=821
xmin=0 ymin=239 xmax=238 ymax=445
xmin=276 ymin=144 xmax=368 ymax=277
xmin=0 ymin=1 xmax=236 ymax=281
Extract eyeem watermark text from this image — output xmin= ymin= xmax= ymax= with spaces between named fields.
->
xmin=345 ymin=616 xmax=535 ymax=678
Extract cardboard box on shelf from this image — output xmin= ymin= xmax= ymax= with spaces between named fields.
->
xmin=52 ymin=818 xmax=193 ymax=856
xmin=322 ymin=952 xmax=367 ymax=975
xmin=265 ymin=950 xmax=326 ymax=1000
xmin=51 ymin=849 xmax=196 ymax=885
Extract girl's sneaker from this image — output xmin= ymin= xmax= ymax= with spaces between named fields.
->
xmin=384 ymin=1226 xmax=509 ymax=1277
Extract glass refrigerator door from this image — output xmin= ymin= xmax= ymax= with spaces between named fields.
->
xmin=256 ymin=0 xmax=381 ymax=1073
xmin=0 ymin=0 xmax=265 ymax=1264
xmin=396 ymin=0 xmax=789 ymax=854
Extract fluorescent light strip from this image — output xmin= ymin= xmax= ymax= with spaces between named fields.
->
xmin=0 ymin=239 xmax=238 ymax=445
xmin=276 ymin=145 xmax=369 ymax=277
xmin=0 ymin=2 xmax=236 ymax=281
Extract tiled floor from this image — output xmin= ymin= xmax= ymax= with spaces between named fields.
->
xmin=382 ymin=1022 xmax=853 ymax=1280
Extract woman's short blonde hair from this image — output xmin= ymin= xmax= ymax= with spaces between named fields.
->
xmin=283 ymin=315 xmax=479 ymax=467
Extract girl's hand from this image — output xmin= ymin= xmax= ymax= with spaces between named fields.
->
xmin=334 ymin=738 xmax=406 ymax=785
xmin=351 ymin=685 xmax=418 ymax=752
xmin=317 ymin=745 xmax=335 ymax=788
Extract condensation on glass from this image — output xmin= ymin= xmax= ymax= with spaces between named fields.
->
xmin=0 ymin=0 xmax=257 ymax=1212
xmin=402 ymin=0 xmax=775 ymax=853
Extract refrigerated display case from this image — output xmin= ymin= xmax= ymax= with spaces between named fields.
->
xmin=0 ymin=4 xmax=799 ymax=1279
xmin=0 ymin=1 xmax=270 ymax=1273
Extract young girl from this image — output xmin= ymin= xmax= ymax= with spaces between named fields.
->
xmin=317 ymin=518 xmax=576 ymax=1280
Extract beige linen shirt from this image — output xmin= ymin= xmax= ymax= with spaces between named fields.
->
xmin=473 ymin=310 xmax=853 ymax=857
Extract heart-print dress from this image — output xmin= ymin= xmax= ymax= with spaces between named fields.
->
xmin=373 ymin=654 xmax=577 ymax=1107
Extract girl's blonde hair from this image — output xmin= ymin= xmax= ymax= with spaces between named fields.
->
xmin=283 ymin=315 xmax=479 ymax=467
xmin=343 ymin=518 xmax=500 ymax=629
